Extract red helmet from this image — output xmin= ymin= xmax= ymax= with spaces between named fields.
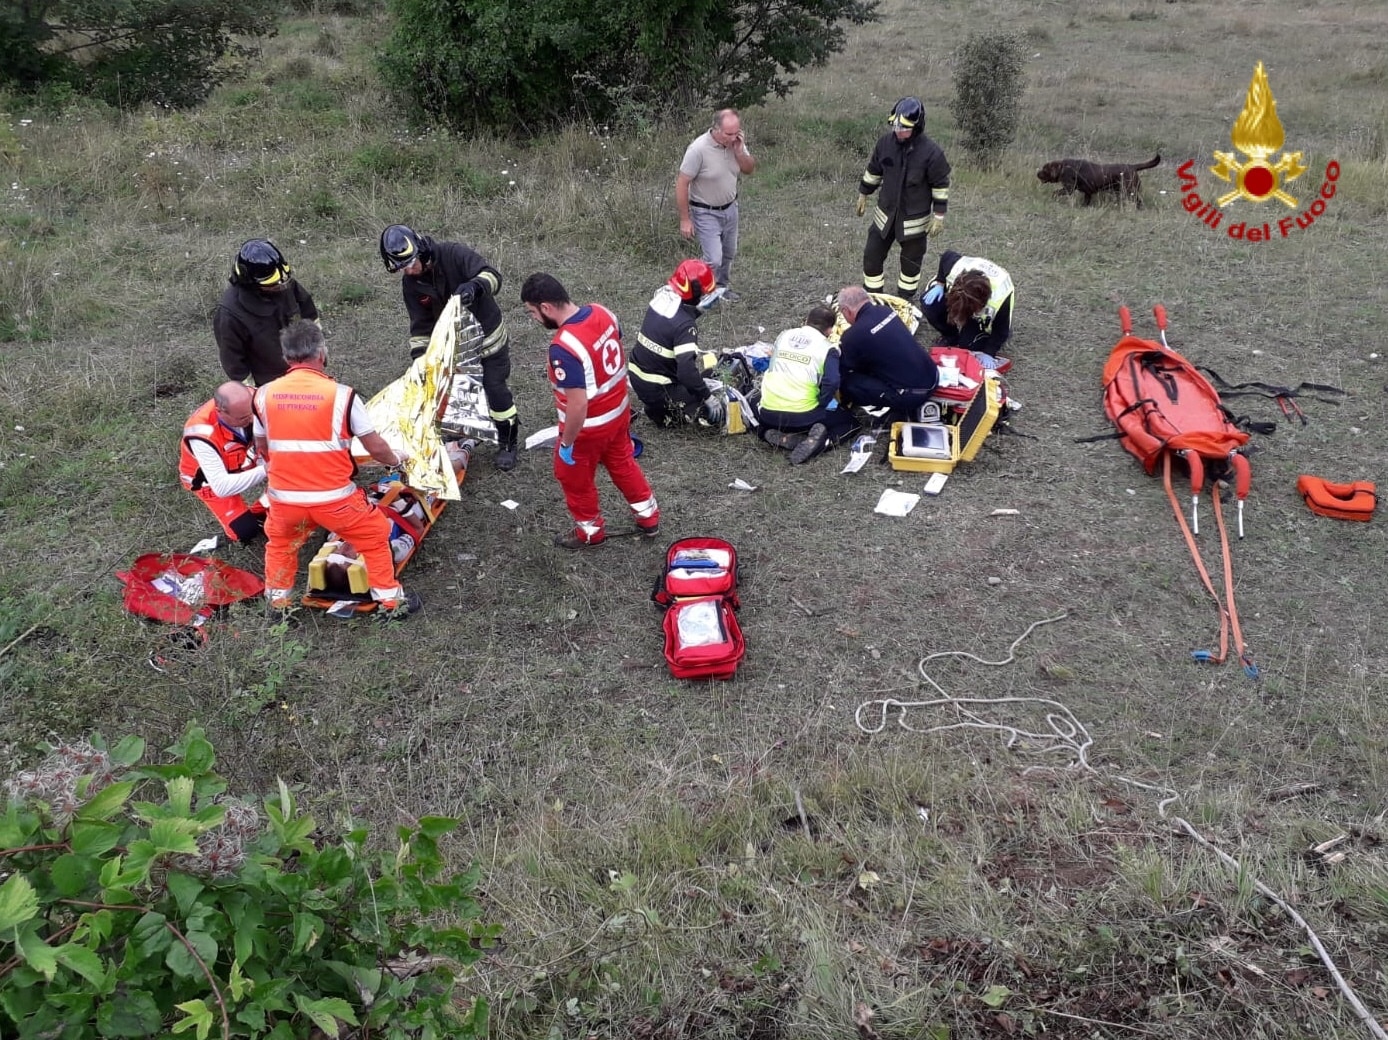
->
xmin=669 ymin=259 xmax=716 ymax=303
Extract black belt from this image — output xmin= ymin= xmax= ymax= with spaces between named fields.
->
xmin=690 ymin=199 xmax=736 ymax=212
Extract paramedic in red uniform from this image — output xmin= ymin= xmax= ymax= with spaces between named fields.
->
xmin=253 ymin=322 xmax=422 ymax=617
xmin=519 ymin=272 xmax=661 ymax=550
xmin=179 ymin=382 xmax=268 ymax=543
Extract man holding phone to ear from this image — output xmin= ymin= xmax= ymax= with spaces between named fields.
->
xmin=676 ymin=109 xmax=756 ymax=303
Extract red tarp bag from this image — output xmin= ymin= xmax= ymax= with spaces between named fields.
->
xmin=116 ymin=553 xmax=264 ymax=626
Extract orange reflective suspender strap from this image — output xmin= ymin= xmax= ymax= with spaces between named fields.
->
xmin=1162 ymin=454 xmax=1255 ymax=676
xmin=1164 ymin=453 xmax=1228 ymax=666
xmin=1210 ymin=476 xmax=1252 ymax=676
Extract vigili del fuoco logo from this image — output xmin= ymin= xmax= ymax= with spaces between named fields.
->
xmin=1179 ymin=62 xmax=1339 ymax=242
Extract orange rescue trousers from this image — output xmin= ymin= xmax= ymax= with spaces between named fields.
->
xmin=193 ymin=486 xmax=266 ymax=542
xmin=264 ymin=488 xmax=398 ymax=601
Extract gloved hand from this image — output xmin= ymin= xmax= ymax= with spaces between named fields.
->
xmin=557 ymin=442 xmax=576 ymax=466
xmin=698 ymin=396 xmax=726 ymax=427
xmin=825 ymin=398 xmax=839 ymax=411
xmin=922 ymin=282 xmax=944 ymax=305
xmin=855 ymin=193 xmax=869 ymax=217
xmin=408 ymin=336 xmax=429 ymax=360
xmin=926 ymin=213 xmax=946 ymax=238
xmin=453 ymin=282 xmax=477 ymax=308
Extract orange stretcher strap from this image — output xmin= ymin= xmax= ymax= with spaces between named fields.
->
xmin=1163 ymin=453 xmax=1247 ymax=668
xmin=1296 ymin=475 xmax=1376 ymax=522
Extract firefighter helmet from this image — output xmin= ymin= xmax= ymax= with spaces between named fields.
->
xmin=888 ymin=97 xmax=925 ymax=136
xmin=668 ymin=259 xmax=716 ymax=304
xmin=231 ymin=239 xmax=292 ymax=290
xmin=379 ymin=224 xmax=431 ymax=272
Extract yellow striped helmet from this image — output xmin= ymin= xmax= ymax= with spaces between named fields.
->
xmin=379 ymin=224 xmax=431 ymax=272
xmin=889 ymin=97 xmax=925 ymax=137
xmin=231 ymin=239 xmax=292 ymax=290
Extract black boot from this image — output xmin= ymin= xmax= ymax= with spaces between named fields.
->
xmin=789 ymin=423 xmax=830 ymax=465
xmin=494 ymin=419 xmax=520 ymax=471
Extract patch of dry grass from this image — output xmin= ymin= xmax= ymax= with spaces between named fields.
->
xmin=3 ymin=0 xmax=1388 ymax=1036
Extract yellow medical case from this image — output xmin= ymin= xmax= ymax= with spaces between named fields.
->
xmin=956 ymin=373 xmax=1005 ymax=462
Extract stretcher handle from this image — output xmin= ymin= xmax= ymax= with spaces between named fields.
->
xmin=1230 ymin=452 xmax=1251 ymax=501
xmin=1118 ymin=306 xmax=1132 ymax=336
xmin=1153 ymin=304 xmax=1168 ymax=331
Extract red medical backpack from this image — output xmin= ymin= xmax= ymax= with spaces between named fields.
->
xmin=651 ymin=537 xmax=745 ymax=680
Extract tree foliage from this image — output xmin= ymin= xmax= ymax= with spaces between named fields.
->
xmin=950 ymin=30 xmax=1027 ymax=171
xmin=0 ymin=729 xmax=494 ymax=1039
xmin=378 ymin=0 xmax=880 ymax=131
xmin=0 ymin=1 xmax=277 ymax=108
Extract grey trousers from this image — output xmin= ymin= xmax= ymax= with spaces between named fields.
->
xmin=691 ymin=202 xmax=739 ymax=286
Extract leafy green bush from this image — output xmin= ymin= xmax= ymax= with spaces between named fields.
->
xmin=378 ymin=0 xmax=880 ymax=132
xmin=0 ymin=728 xmax=494 ymax=1039
xmin=0 ymin=1 xmax=279 ymax=109
xmin=950 ymin=31 xmax=1028 ymax=170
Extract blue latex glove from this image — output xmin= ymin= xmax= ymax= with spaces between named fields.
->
xmin=558 ymin=442 xmax=576 ymax=466
xmin=922 ymin=283 xmax=944 ymax=305
xmin=826 ymin=398 xmax=839 ymax=411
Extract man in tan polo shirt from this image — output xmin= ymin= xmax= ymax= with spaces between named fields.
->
xmin=676 ymin=109 xmax=757 ymax=303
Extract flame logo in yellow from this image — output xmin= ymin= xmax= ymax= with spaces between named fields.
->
xmin=1210 ymin=63 xmax=1307 ymax=208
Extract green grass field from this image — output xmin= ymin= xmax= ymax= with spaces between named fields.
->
xmin=3 ymin=0 xmax=1388 ymax=1036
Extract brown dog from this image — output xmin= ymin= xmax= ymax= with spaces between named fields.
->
xmin=1037 ymin=154 xmax=1160 ymax=208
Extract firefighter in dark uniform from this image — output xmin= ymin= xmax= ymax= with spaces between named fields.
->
xmin=214 ymin=239 xmax=320 ymax=386
xmin=855 ymin=97 xmax=951 ymax=300
xmin=379 ymin=224 xmax=522 ymax=470
xmin=628 ymin=259 xmax=725 ymax=428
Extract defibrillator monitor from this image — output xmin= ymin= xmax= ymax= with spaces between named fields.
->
xmin=898 ymin=422 xmax=953 ymax=460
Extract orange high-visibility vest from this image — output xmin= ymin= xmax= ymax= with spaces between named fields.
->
xmin=1297 ymin=475 xmax=1376 ymax=522
xmin=254 ymin=366 xmax=358 ymax=506
xmin=179 ymin=398 xmax=255 ymax=491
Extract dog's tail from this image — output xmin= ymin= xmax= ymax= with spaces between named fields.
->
xmin=1138 ymin=154 xmax=1161 ymax=170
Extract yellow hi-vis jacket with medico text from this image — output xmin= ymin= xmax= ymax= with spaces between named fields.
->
xmin=761 ymin=325 xmax=836 ymax=414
